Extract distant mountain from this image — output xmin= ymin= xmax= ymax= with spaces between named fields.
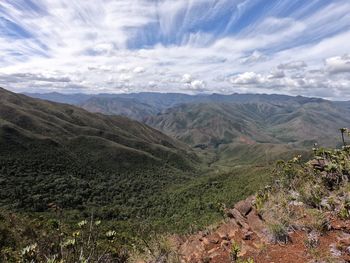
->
xmin=24 ymin=91 xmax=350 ymax=149
xmin=24 ymin=91 xmax=334 ymax=121
xmin=79 ymin=97 xmax=159 ymax=121
xmin=335 ymin=100 xmax=350 ymax=111
xmin=22 ymin=91 xmax=93 ymax=104
xmin=0 ymin=87 xmax=198 ymax=215
xmin=144 ymin=100 xmax=350 ymax=149
xmin=95 ymin=92 xmax=327 ymax=108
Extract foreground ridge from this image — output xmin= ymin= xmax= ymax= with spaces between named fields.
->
xmin=170 ymin=142 xmax=350 ymax=263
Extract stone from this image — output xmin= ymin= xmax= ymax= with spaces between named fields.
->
xmin=201 ymin=237 xmax=210 ymax=246
xmin=289 ymin=190 xmax=300 ymax=200
xmin=330 ymin=243 xmax=342 ymax=257
xmin=234 ymin=196 xmax=254 ymax=217
xmin=243 ymin=231 xmax=254 ymax=240
xmin=220 ymin=240 xmax=230 ymax=249
xmin=209 ymin=237 xmax=220 ymax=244
xmin=226 ymin=208 xmax=250 ymax=230
xmin=289 ymin=200 xmax=304 ymax=206
xmin=306 ymin=230 xmax=320 ymax=249
xmin=346 ymin=246 xmax=350 ymax=255
xmin=226 ymin=226 xmax=239 ymax=239
xmin=208 ymin=247 xmax=220 ymax=255
xmin=246 ymin=209 xmax=265 ymax=239
xmin=238 ymin=242 xmax=249 ymax=257
xmin=179 ymin=240 xmax=205 ymax=258
xmin=309 ymin=159 xmax=328 ymax=170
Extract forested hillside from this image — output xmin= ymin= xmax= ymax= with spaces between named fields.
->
xmin=0 ymin=87 xmax=200 ymax=220
xmin=145 ymin=100 xmax=350 ymax=148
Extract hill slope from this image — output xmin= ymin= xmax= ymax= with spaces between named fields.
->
xmin=79 ymin=97 xmax=159 ymax=121
xmin=145 ymin=100 xmax=350 ymax=149
xmin=174 ymin=139 xmax=350 ymax=263
xmin=26 ymin=92 xmax=335 ymax=121
xmin=26 ymin=91 xmax=349 ymax=149
xmin=0 ymin=87 xmax=198 ymax=217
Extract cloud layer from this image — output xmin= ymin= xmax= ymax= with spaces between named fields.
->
xmin=0 ymin=0 xmax=350 ymax=99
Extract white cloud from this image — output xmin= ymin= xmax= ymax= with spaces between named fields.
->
xmin=181 ymin=73 xmax=193 ymax=84
xmin=239 ymin=50 xmax=267 ymax=65
xmin=133 ymin=66 xmax=145 ymax=73
xmin=116 ymin=65 xmax=130 ymax=73
xmin=0 ymin=1 xmax=350 ymax=99
xmin=119 ymin=73 xmax=132 ymax=82
xmin=268 ymin=69 xmax=285 ymax=79
xmin=277 ymin=61 xmax=307 ymax=70
xmin=230 ymin=72 xmax=264 ymax=85
xmin=181 ymin=74 xmax=206 ymax=91
xmin=189 ymin=79 xmax=206 ymax=91
xmin=325 ymin=54 xmax=350 ymax=74
xmin=148 ymin=81 xmax=157 ymax=88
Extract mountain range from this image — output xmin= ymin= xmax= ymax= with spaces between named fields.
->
xmin=25 ymin=91 xmax=350 ymax=150
xmin=3 ymin=88 xmax=349 ymax=231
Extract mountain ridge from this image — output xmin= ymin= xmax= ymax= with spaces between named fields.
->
xmin=145 ymin=99 xmax=349 ymax=149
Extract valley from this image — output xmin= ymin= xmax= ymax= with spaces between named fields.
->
xmin=2 ymin=1 xmax=350 ymax=262
xmin=0 ymin=88 xmax=275 ymax=233
xmin=1 ymin=87 xmax=350 ymax=262
xmin=26 ymin=90 xmax=350 ymax=168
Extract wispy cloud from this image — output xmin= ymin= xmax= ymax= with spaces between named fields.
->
xmin=0 ymin=0 xmax=350 ymax=99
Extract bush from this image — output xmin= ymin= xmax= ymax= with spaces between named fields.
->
xmin=0 ymin=212 xmax=129 ymax=263
xmin=268 ymin=223 xmax=289 ymax=244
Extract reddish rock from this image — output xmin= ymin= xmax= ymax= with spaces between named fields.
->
xmin=208 ymin=247 xmax=220 ymax=255
xmin=209 ymin=239 xmax=219 ymax=244
xmin=234 ymin=196 xmax=254 ymax=216
xmin=246 ymin=209 xmax=266 ymax=239
xmin=200 ymin=237 xmax=210 ymax=246
xmin=175 ymin=195 xmax=350 ymax=263
xmin=216 ymin=225 xmax=230 ymax=240
xmin=243 ymin=231 xmax=254 ymax=240
xmin=226 ymin=208 xmax=250 ymax=229
xmin=220 ymin=240 xmax=230 ymax=249
xmin=309 ymin=159 xmax=329 ymax=170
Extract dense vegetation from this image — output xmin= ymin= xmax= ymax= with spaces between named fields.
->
xmin=145 ymin=100 xmax=350 ymax=149
xmin=0 ymin=88 xmax=272 ymax=234
xmin=0 ymin=212 xmax=131 ymax=262
xmin=0 ymin=88 xmax=198 ymax=226
xmin=3 ymin=87 xmax=350 ymax=262
xmin=2 ymin=131 xmax=348 ymax=262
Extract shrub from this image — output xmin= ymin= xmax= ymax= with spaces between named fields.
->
xmin=268 ymin=223 xmax=289 ymax=244
xmin=338 ymin=198 xmax=350 ymax=219
xmin=0 ymin=212 xmax=129 ymax=263
xmin=230 ymin=241 xmax=241 ymax=262
xmin=299 ymin=183 xmax=324 ymax=208
xmin=305 ymin=209 xmax=330 ymax=234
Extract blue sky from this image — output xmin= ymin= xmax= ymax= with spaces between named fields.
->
xmin=0 ymin=0 xmax=350 ymax=99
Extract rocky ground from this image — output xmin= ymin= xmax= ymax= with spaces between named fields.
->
xmin=135 ymin=143 xmax=350 ymax=263
xmin=172 ymin=196 xmax=350 ymax=263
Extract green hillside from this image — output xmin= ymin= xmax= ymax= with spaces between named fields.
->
xmin=144 ymin=101 xmax=349 ymax=149
xmin=0 ymin=87 xmax=276 ymax=234
xmin=79 ymin=97 xmax=159 ymax=122
xmin=4 ymin=87 xmax=347 ymax=239
xmin=0 ymin=87 xmax=200 ymax=218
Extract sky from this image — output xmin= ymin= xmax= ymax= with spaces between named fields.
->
xmin=0 ymin=0 xmax=350 ymax=99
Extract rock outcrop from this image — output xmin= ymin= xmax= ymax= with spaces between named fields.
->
xmin=174 ymin=195 xmax=350 ymax=263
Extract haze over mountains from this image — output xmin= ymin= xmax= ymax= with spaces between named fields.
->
xmin=25 ymin=91 xmax=350 ymax=150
